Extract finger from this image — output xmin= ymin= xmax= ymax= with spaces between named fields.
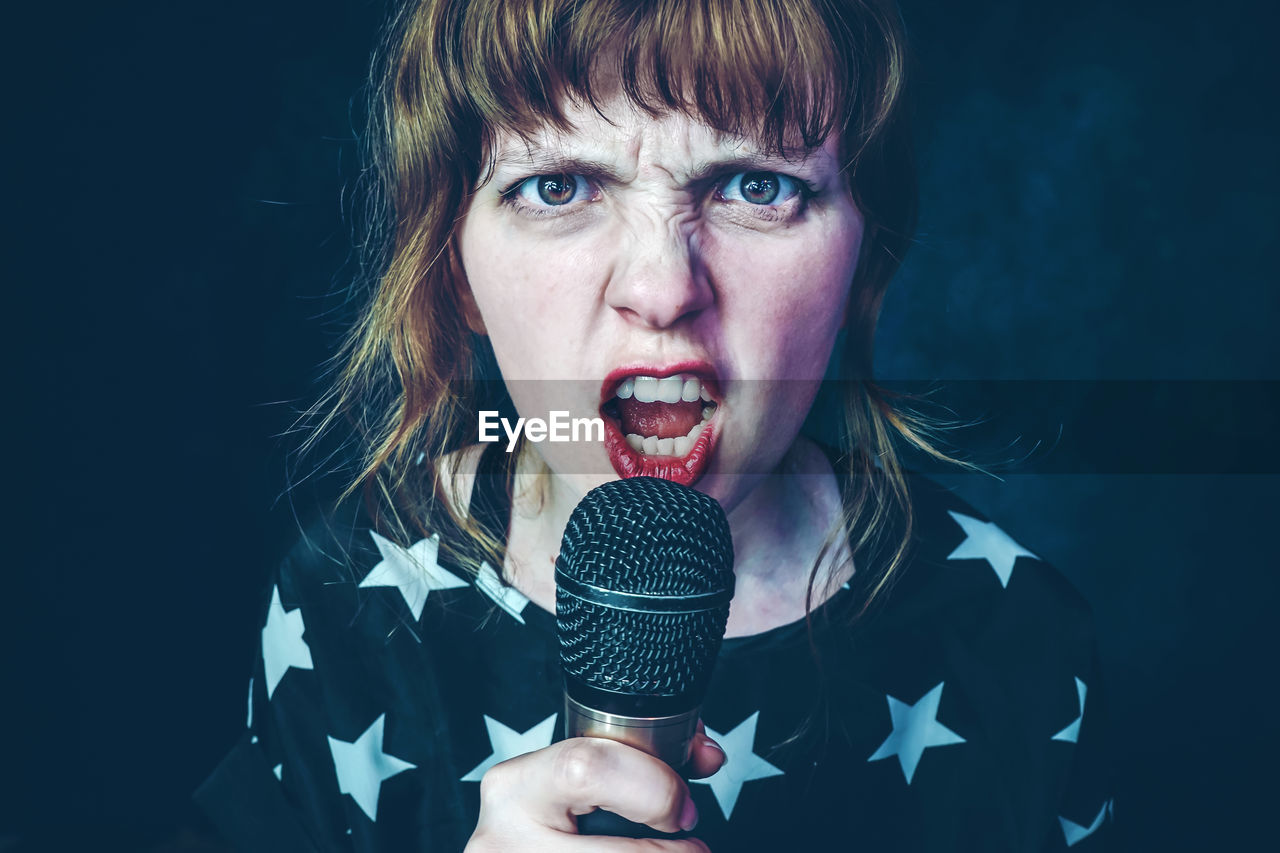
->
xmin=686 ymin=732 xmax=726 ymax=780
xmin=560 ymin=835 xmax=711 ymax=853
xmin=501 ymin=737 xmax=698 ymax=834
xmin=469 ymin=826 xmax=711 ymax=853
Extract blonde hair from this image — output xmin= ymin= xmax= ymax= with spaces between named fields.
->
xmin=302 ymin=0 xmax=965 ymax=617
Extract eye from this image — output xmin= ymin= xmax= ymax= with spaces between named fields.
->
xmin=507 ymin=174 xmax=596 ymax=208
xmin=718 ymin=171 xmax=804 ymax=206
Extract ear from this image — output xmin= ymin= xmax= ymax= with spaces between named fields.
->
xmin=449 ymin=239 xmax=487 ymax=335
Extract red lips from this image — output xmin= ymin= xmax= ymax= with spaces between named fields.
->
xmin=597 ymin=362 xmax=721 ymax=486
xmin=602 ymin=418 xmax=716 ymax=485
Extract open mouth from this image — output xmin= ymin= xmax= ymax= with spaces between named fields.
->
xmin=599 ymin=372 xmax=720 ymax=485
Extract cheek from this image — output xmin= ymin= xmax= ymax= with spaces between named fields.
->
xmin=463 ymin=244 xmax=554 ymax=331
xmin=458 ymin=224 xmax=603 ymax=377
xmin=705 ymin=223 xmax=861 ymax=379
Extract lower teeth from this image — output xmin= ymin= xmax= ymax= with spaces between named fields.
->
xmin=624 ymin=417 xmax=711 ymax=457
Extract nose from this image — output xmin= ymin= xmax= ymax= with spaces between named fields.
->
xmin=604 ymin=224 xmax=713 ymax=330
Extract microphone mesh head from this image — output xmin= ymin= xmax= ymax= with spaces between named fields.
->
xmin=557 ymin=477 xmax=734 ymax=705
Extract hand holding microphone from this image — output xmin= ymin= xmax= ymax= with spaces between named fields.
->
xmin=464 ymin=733 xmax=724 ymax=852
xmin=465 ymin=477 xmax=734 ymax=851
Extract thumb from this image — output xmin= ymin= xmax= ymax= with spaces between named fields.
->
xmin=687 ymin=727 xmax=726 ymax=780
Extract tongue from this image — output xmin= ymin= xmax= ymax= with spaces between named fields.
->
xmin=616 ymin=398 xmax=704 ymax=439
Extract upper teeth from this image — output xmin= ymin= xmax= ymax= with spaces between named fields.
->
xmin=615 ymin=374 xmax=714 ymax=404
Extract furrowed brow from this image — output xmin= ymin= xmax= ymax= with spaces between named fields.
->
xmin=489 ymin=148 xmax=624 ymax=185
xmin=486 ymin=140 xmax=830 ymax=187
xmin=686 ymin=153 xmax=825 ymax=183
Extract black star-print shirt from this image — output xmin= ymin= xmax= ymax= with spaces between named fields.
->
xmin=197 ymin=445 xmax=1114 ymax=852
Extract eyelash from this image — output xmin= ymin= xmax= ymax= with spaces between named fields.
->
xmin=497 ymin=172 xmax=817 ymax=220
xmin=498 ymin=175 xmax=598 ymax=219
xmin=715 ymin=173 xmax=816 ymax=214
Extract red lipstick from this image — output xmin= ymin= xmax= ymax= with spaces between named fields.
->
xmin=598 ymin=363 xmax=721 ymax=486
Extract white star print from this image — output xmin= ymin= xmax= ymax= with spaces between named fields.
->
xmin=246 ymin=677 xmax=254 ymax=728
xmin=1053 ymin=677 xmax=1088 ymax=743
xmin=474 ymin=562 xmax=530 ymax=624
xmin=946 ymin=511 xmax=1039 ymax=588
xmin=272 ymin=763 xmax=282 ymax=781
xmin=461 ymin=714 xmax=558 ymax=782
xmin=327 ymin=714 xmax=417 ymax=821
xmin=262 ymin=585 xmax=313 ymax=699
xmin=1059 ymin=798 xmax=1113 ymax=846
xmin=692 ymin=712 xmax=784 ymax=819
xmin=867 ymin=682 xmax=966 ymax=784
xmin=362 ymin=532 xmax=468 ymax=621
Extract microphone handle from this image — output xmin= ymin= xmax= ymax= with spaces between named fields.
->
xmin=566 ymin=695 xmax=702 ymax=838
xmin=565 ymin=695 xmax=700 ymax=766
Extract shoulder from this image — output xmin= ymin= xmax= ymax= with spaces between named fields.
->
xmin=906 ymin=474 xmax=1091 ymax=610
xmin=271 ymin=493 xmax=378 ymax=605
xmin=861 ymin=472 xmax=1100 ymax=681
xmin=270 ymin=445 xmax=509 ymax=642
xmin=279 ymin=444 xmax=487 ymax=582
xmin=269 ymin=479 xmax=481 ymax=648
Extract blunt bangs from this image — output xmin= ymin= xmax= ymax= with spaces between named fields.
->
xmin=443 ymin=0 xmax=893 ymax=162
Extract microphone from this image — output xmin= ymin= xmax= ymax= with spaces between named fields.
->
xmin=556 ymin=476 xmax=735 ymax=836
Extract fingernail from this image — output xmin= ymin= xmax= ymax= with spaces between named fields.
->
xmin=702 ymin=735 xmax=726 ymax=764
xmin=679 ymin=796 xmax=699 ymax=831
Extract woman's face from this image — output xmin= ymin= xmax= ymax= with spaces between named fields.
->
xmin=456 ymin=93 xmax=863 ymax=515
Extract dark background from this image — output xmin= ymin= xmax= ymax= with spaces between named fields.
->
xmin=7 ymin=0 xmax=1276 ymax=849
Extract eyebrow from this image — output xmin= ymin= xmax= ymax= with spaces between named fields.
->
xmin=488 ymin=146 xmax=828 ymax=187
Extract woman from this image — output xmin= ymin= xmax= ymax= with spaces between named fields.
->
xmin=198 ymin=0 xmax=1113 ymax=850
